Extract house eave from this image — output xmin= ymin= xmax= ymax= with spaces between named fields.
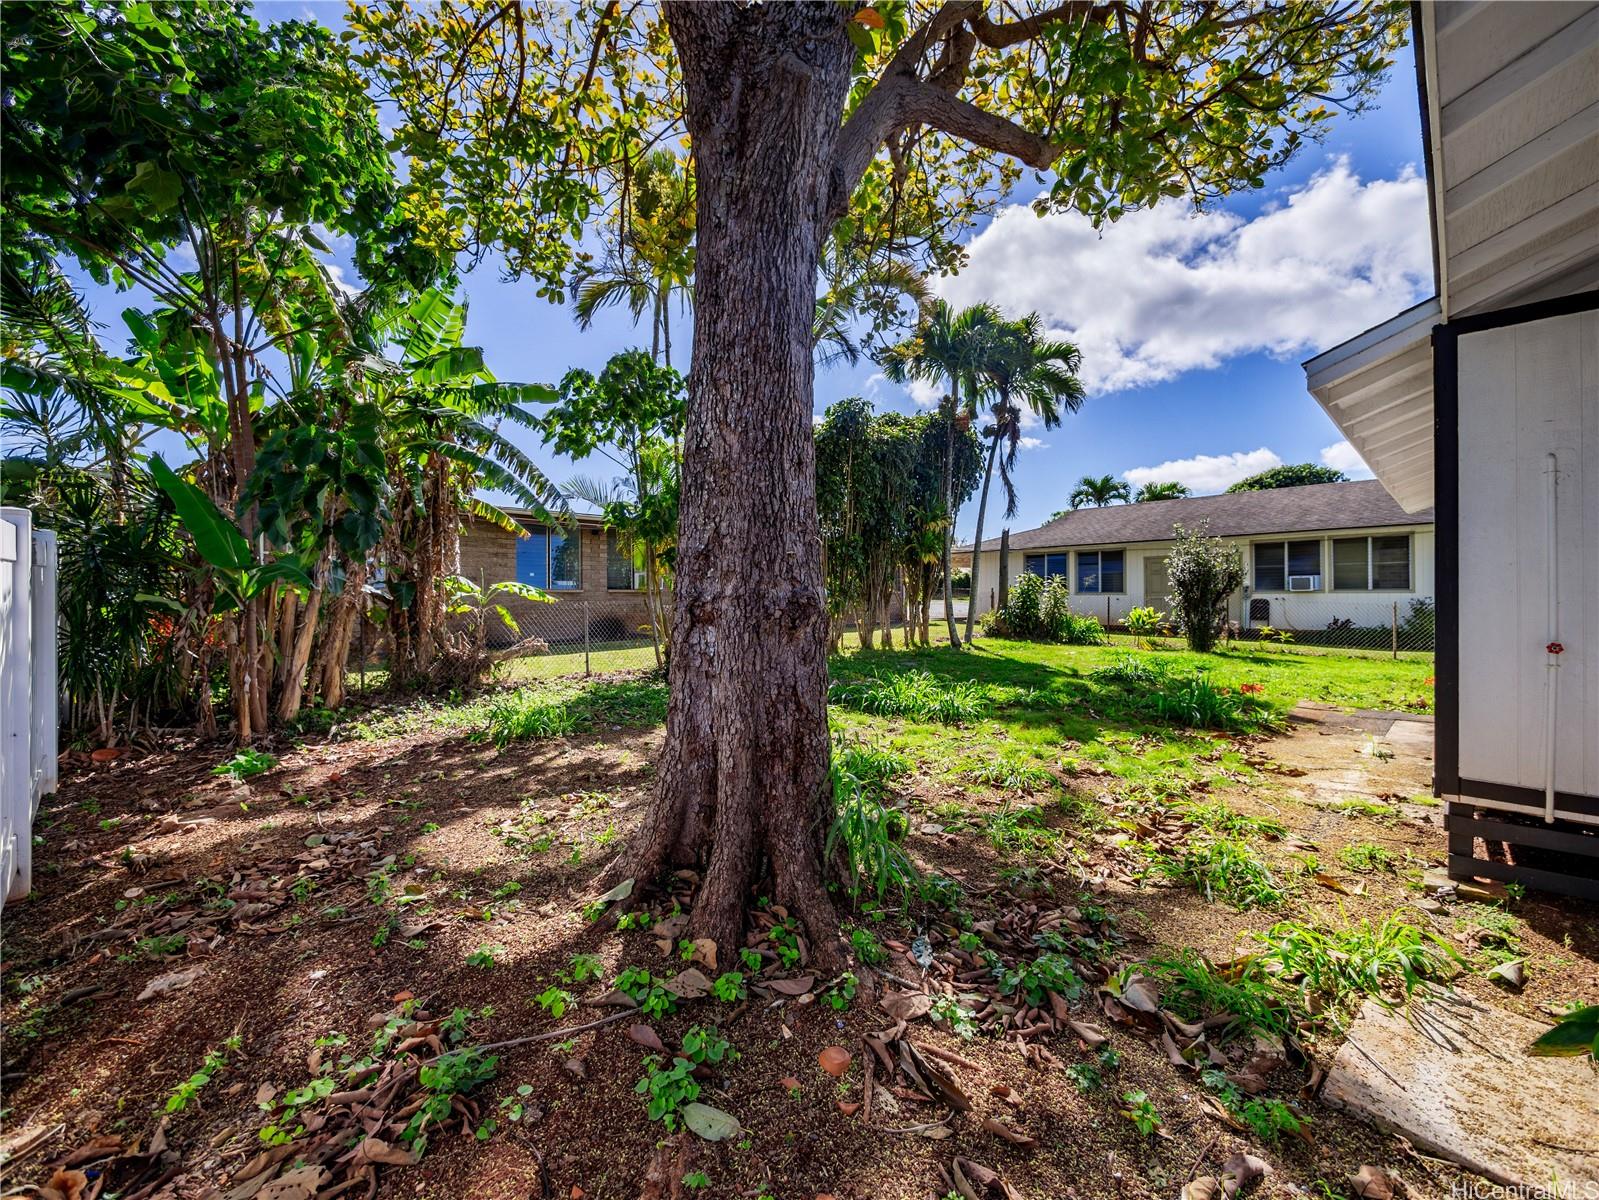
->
xmin=1304 ymin=301 xmax=1439 ymax=516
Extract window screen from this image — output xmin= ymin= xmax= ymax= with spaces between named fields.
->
xmin=1287 ymin=540 xmax=1321 ymax=578
xmin=606 ymin=530 xmax=637 ymax=590
xmin=1372 ymin=535 xmax=1410 ymax=589
xmin=1024 ymin=553 xmax=1068 ymax=579
xmin=1332 ymin=538 xmax=1369 ymax=590
xmin=1076 ymin=550 xmax=1124 ymax=593
xmin=1254 ymin=542 xmax=1285 ymax=591
xmin=550 ymin=530 xmax=580 ymax=590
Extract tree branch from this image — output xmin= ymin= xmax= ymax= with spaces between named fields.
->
xmin=831 ymin=75 xmax=1062 ymax=222
xmin=968 ymin=1 xmax=1119 ymax=48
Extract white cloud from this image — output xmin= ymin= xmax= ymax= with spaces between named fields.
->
xmin=1124 ymin=447 xmax=1282 ymax=494
xmin=1017 ymin=436 xmax=1048 ymax=451
xmin=905 ymin=378 xmax=943 ymax=409
xmin=323 ymin=261 xmax=359 ymax=298
xmin=933 ymin=159 xmax=1431 ymax=394
xmin=1320 ymin=439 xmax=1374 ymax=479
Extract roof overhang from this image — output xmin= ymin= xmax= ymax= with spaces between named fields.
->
xmin=1304 ymin=298 xmax=1440 ymax=515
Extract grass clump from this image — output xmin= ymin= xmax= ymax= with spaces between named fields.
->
xmin=1337 ymin=841 xmax=1396 ymax=874
xmin=1147 ymin=949 xmax=1293 ymax=1040
xmin=1331 ymin=796 xmax=1399 ymax=821
xmin=966 ymin=758 xmax=1056 ymax=793
xmin=1252 ymin=913 xmax=1460 ymax=1028
xmin=579 ymin=679 xmax=669 ymax=726
xmin=1093 ymin=655 xmax=1273 ymax=733
xmin=983 ymin=804 xmax=1062 ymax=858
xmin=826 ymin=738 xmax=918 ymax=904
xmin=481 ymin=678 xmax=669 ymax=746
xmin=1185 ymin=800 xmax=1286 ymax=840
xmin=212 ymin=748 xmax=277 ymax=780
xmin=483 ymin=692 xmax=579 ymax=745
xmin=828 ymin=668 xmax=987 ymax=724
xmin=1148 ymin=836 xmax=1285 ymax=909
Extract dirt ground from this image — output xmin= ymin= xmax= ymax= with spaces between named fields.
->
xmin=3 ymin=687 xmax=1595 ymax=1200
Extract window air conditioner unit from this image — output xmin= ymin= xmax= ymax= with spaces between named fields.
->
xmin=1287 ymin=574 xmax=1320 ymax=592
xmin=634 ymin=570 xmax=649 ymax=590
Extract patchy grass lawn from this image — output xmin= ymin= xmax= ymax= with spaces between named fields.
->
xmin=4 ymin=638 xmax=1590 ymax=1200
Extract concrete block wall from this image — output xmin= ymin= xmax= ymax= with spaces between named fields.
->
xmin=457 ymin=518 xmax=656 ymax=648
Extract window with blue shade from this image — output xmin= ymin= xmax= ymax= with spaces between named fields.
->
xmin=1023 ymin=553 xmax=1068 ymax=579
xmin=515 ymin=527 xmax=548 ymax=588
xmin=1076 ymin=549 xmax=1124 ymax=593
xmin=515 ymin=522 xmax=581 ymax=590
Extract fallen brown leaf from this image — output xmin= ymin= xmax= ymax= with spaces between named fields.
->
xmin=136 ymin=965 xmax=204 ymax=1001
xmin=40 ymin=1169 xmax=89 ymax=1200
xmin=628 ymin=1024 xmax=666 ymax=1052
xmin=1067 ymin=1018 xmax=1109 ymax=1046
xmin=768 ymin=975 xmax=816 ymax=996
xmin=354 ymin=1137 xmax=417 ymax=1167
xmin=1221 ymin=1151 xmax=1270 ymax=1197
xmin=1350 ymin=1165 xmax=1395 ymax=1200
xmin=979 ymin=1116 xmax=1037 ymax=1149
xmin=880 ymin=989 xmax=934 ymax=1022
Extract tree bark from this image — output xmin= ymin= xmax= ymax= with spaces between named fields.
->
xmin=965 ymin=427 xmax=1002 ymax=643
xmin=613 ymin=2 xmax=855 ymax=969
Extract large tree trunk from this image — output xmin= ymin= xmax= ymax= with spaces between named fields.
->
xmin=965 ymin=429 xmax=1002 ymax=643
xmin=614 ymin=2 xmax=854 ymax=969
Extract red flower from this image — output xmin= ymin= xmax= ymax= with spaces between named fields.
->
xmin=1238 ymin=683 xmax=1265 ymax=694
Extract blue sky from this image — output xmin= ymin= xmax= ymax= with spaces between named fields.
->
xmin=68 ymin=7 xmax=1433 ymax=541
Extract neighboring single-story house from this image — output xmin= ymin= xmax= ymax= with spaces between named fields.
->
xmin=1303 ymin=1 xmax=1596 ymax=898
xmin=955 ymin=479 xmax=1435 ymax=642
xmin=457 ymin=509 xmax=657 ymax=647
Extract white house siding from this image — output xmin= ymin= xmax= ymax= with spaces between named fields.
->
xmin=968 ymin=526 xmax=1434 ymax=634
xmin=1456 ymin=309 xmax=1599 ymax=801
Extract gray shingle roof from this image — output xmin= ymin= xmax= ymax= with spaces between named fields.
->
xmin=961 ymin=480 xmax=1433 ymax=553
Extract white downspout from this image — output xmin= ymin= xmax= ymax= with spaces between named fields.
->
xmin=1543 ymin=453 xmax=1561 ymax=823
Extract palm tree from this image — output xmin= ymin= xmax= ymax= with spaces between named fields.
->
xmin=881 ymin=300 xmax=1002 ymax=648
xmin=1070 ymin=474 xmax=1132 ymax=509
xmin=965 ymin=315 xmax=1084 ymax=642
xmin=813 ymin=234 xmax=933 ymax=368
xmin=1134 ymin=481 xmax=1190 ymax=502
xmin=570 ymin=152 xmax=696 ymax=367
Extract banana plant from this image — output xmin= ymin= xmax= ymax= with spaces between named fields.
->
xmin=148 ymin=455 xmax=311 ymax=613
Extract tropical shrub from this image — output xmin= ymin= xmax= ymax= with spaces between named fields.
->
xmin=1165 ymin=525 xmax=1244 ymax=652
xmin=985 ymin=572 xmax=1103 ymax=644
xmin=1125 ymin=605 xmax=1164 ymax=647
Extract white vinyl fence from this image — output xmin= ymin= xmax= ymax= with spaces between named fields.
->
xmin=1 ymin=508 xmax=59 ymax=910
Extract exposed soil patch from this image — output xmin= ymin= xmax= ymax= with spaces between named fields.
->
xmin=3 ymin=685 xmax=1594 ymax=1200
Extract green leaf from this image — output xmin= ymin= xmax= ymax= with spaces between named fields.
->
xmin=681 ymin=1102 xmax=740 ymax=1142
xmin=594 ymin=877 xmax=634 ymax=906
xmin=247 ymin=560 xmax=314 ymax=599
xmin=1527 ymin=1006 xmax=1599 ymax=1058
xmin=148 ymin=456 xmax=253 ymax=573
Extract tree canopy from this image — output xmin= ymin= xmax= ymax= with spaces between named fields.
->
xmin=1226 ymin=463 xmax=1349 ymax=492
xmin=348 ymin=0 xmax=1407 ymax=310
xmin=1134 ymin=481 xmax=1191 ymax=502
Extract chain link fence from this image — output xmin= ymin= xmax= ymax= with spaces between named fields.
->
xmin=343 ymin=594 xmax=665 ymax=689
xmin=1235 ymin=593 xmax=1435 ymax=654
xmin=486 ymin=596 xmax=663 ymax=681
